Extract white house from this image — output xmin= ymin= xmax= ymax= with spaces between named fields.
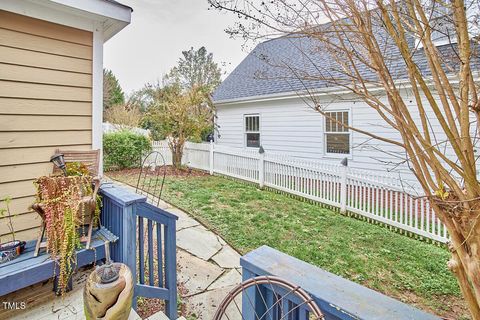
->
xmin=212 ymin=20 xmax=473 ymax=187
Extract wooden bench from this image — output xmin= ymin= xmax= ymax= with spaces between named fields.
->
xmin=0 ymin=227 xmax=117 ymax=297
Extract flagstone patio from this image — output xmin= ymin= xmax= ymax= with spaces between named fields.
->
xmin=160 ymin=200 xmax=243 ymax=319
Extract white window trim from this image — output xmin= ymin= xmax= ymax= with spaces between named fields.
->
xmin=323 ymin=108 xmax=353 ymax=159
xmin=415 ymin=34 xmax=457 ymax=49
xmin=244 ymin=113 xmax=261 ymax=149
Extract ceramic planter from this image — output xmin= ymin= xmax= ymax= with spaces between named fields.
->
xmin=84 ymin=263 xmax=134 ymax=320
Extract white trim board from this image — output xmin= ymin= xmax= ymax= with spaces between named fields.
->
xmin=0 ymin=0 xmax=131 ymax=41
xmin=213 ymin=73 xmax=477 ymax=106
xmin=92 ymin=21 xmax=104 ymax=175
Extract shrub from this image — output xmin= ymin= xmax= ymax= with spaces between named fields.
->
xmin=104 ymin=103 xmax=142 ymax=129
xmin=103 ymin=131 xmax=151 ymax=171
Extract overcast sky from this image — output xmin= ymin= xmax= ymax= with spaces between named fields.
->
xmin=104 ymin=0 xmax=249 ymax=95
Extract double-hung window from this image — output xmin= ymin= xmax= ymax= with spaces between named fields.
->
xmin=244 ymin=114 xmax=260 ymax=148
xmin=325 ymin=111 xmax=351 ymax=155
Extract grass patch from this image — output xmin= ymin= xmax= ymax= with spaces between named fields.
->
xmin=109 ymin=171 xmax=469 ymax=319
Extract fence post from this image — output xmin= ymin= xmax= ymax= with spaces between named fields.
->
xmin=340 ymin=157 xmax=348 ymax=214
xmin=183 ymin=142 xmax=188 ymax=167
xmin=209 ymin=140 xmax=214 ymax=175
xmin=258 ymin=146 xmax=265 ymax=188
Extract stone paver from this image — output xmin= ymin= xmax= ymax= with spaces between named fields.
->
xmin=107 ymin=181 xmax=243 ymax=318
xmin=146 ymin=310 xmax=169 ymax=320
xmin=208 ymin=269 xmax=242 ymax=291
xmin=176 ymin=225 xmax=222 ymax=260
xmin=177 ymin=249 xmax=224 ymax=296
xmin=176 ymin=215 xmax=200 ymax=231
xmin=173 ymin=205 xmax=243 ymax=319
xmin=217 ymin=235 xmax=227 ymax=246
xmin=184 ymin=285 xmax=241 ymax=320
xmin=166 ymin=207 xmax=190 ymax=219
xmin=157 ymin=199 xmax=173 ymax=210
xmin=212 ymin=246 xmax=241 ymax=269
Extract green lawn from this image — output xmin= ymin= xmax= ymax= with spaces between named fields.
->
xmin=109 ymin=170 xmax=468 ymax=319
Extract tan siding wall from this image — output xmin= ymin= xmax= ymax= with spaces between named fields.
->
xmin=0 ymin=10 xmax=93 ymax=241
xmin=0 ymin=99 xmax=92 ymax=115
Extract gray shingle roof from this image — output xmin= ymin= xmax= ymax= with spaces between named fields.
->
xmin=212 ymin=23 xmax=474 ymax=102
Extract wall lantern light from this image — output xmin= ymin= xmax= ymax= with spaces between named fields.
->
xmin=50 ymin=153 xmax=67 ymax=176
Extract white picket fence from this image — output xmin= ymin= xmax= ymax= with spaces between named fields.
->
xmin=152 ymin=141 xmax=448 ymax=243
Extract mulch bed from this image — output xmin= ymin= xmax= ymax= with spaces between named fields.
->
xmin=108 ymin=165 xmax=209 ymax=179
xmin=136 ymin=297 xmax=164 ymax=319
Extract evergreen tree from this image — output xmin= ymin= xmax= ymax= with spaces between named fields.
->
xmin=165 ymin=46 xmax=222 ymax=92
xmin=103 ymin=69 xmax=125 ymax=111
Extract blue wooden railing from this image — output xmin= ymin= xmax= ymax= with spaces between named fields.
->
xmin=241 ymin=246 xmax=441 ymax=320
xmin=100 ymin=183 xmax=178 ymax=319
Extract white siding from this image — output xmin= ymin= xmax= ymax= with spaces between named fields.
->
xmin=216 ymin=98 xmax=324 ymax=156
xmin=215 ymin=91 xmax=463 ymax=188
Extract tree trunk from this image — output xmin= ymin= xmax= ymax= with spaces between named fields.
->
xmin=434 ymin=201 xmax=480 ymax=319
xmin=170 ymin=141 xmax=184 ymax=169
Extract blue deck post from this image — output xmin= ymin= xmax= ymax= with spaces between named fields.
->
xmin=100 ymin=185 xmax=179 ymax=317
xmin=242 ymin=269 xmax=267 ymax=320
xmin=100 ymin=184 xmax=146 ymax=310
xmin=164 ymin=218 xmax=178 ymax=319
xmin=123 ymin=199 xmax=138 ymax=309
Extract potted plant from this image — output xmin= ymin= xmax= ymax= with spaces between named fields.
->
xmin=0 ymin=196 xmax=26 ymax=264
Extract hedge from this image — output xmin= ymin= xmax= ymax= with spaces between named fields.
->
xmin=103 ymin=131 xmax=151 ymax=171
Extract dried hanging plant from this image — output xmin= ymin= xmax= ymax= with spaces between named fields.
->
xmin=34 ymin=175 xmax=96 ymax=295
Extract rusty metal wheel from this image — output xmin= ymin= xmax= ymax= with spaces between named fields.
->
xmin=213 ymin=275 xmax=324 ymax=320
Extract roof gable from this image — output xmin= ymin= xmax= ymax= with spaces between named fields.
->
xmin=212 ymin=19 xmax=473 ymax=103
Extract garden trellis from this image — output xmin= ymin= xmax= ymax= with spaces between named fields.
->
xmin=152 ymin=140 xmax=448 ymax=243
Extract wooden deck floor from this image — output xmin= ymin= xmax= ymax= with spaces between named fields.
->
xmin=1 ymin=267 xmax=91 ymax=319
